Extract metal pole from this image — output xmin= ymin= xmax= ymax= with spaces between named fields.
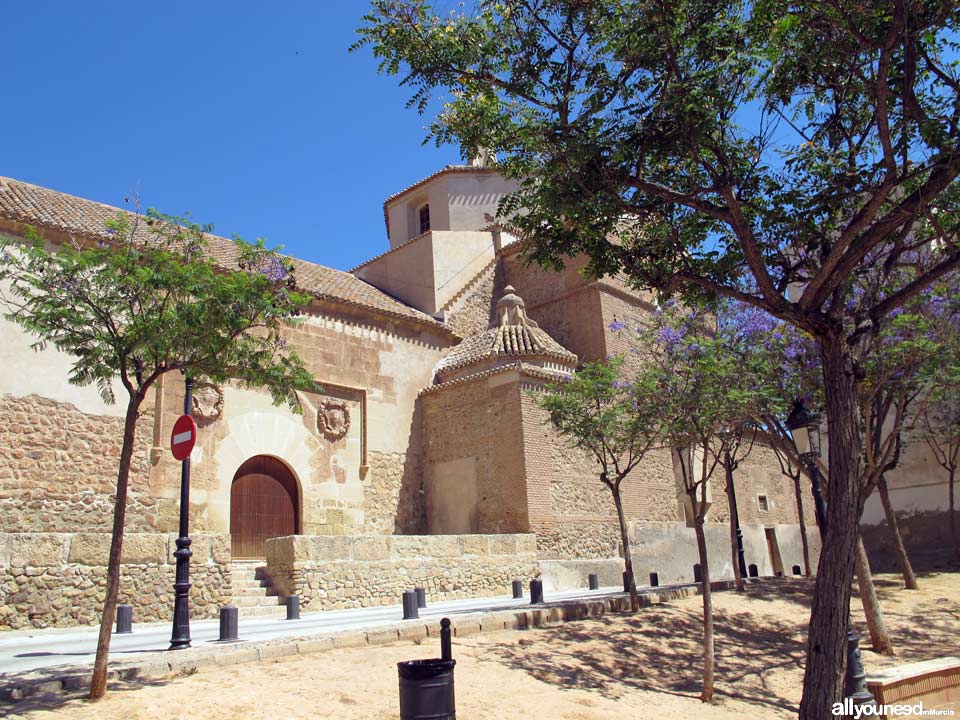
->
xmin=726 ymin=453 xmax=748 ymax=579
xmin=169 ymin=377 xmax=193 ymax=650
xmin=808 ymin=461 xmax=828 ymax=542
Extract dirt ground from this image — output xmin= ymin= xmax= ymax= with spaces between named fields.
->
xmin=8 ymin=572 xmax=960 ymax=719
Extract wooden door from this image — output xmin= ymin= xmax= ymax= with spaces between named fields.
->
xmin=230 ymin=456 xmax=299 ymax=558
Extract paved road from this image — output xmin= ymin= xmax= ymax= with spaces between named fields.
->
xmin=0 ymin=584 xmax=637 ymax=676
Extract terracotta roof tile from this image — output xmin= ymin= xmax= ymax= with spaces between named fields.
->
xmin=0 ymin=177 xmax=451 ymax=332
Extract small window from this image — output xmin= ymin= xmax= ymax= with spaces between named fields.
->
xmin=757 ymin=495 xmax=769 ymax=512
xmin=419 ymin=204 xmax=431 ymax=234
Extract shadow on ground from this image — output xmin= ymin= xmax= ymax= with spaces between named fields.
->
xmin=478 ymin=580 xmax=810 ymax=714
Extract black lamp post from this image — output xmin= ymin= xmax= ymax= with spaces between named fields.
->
xmin=785 ymin=400 xmax=827 ymax=538
xmin=785 ymin=398 xmax=874 ymax=708
xmin=718 ymin=428 xmax=747 ymax=581
xmin=170 ymin=376 xmax=194 ymax=650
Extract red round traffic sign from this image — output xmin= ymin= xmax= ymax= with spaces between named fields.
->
xmin=170 ymin=414 xmax=197 ymax=461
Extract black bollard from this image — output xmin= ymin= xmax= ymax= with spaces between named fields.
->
xmin=511 ymin=579 xmax=523 ymax=599
xmin=529 ymin=579 xmax=544 ymax=604
xmin=402 ymin=590 xmax=419 ymax=619
xmin=649 ymin=572 xmax=659 ymax=587
xmin=792 ymin=565 xmax=802 ymax=576
xmin=115 ymin=604 xmax=133 ymax=634
xmin=588 ymin=573 xmax=599 ymax=590
xmin=693 ymin=564 xmax=703 ymax=583
xmin=286 ymin=595 xmax=300 ymax=620
xmin=623 ymin=571 xmax=633 ymax=593
xmin=415 ymin=586 xmax=426 ymax=609
xmin=748 ymin=563 xmax=759 ymax=578
xmin=218 ymin=605 xmax=239 ymax=641
xmin=440 ymin=617 xmax=452 ymax=661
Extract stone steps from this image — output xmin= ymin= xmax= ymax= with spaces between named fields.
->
xmin=230 ymin=563 xmax=286 ymax=615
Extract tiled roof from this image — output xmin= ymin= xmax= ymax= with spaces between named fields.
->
xmin=0 ymin=176 xmax=452 ymax=333
xmin=436 ymin=323 xmax=577 ymax=376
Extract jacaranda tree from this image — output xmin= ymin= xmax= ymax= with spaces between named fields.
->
xmin=355 ymin=3 xmax=960 ymax=711
xmin=536 ymin=356 xmax=663 ymax=610
xmin=0 ymin=211 xmax=318 ymax=700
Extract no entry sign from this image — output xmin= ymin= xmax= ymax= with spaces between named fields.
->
xmin=170 ymin=414 xmax=197 ymax=461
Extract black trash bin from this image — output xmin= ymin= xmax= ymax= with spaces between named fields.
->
xmin=398 ymin=658 xmax=456 ymax=719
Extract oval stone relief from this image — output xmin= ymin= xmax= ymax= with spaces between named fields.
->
xmin=318 ymin=399 xmax=350 ymax=441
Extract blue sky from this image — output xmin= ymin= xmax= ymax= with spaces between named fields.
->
xmin=1 ymin=2 xmax=461 ymax=271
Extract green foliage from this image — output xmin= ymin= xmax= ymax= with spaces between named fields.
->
xmin=356 ymin=0 xmax=960 ymax=345
xmin=0 ymin=209 xmax=319 ymax=408
xmin=537 ymin=356 xmax=662 ymax=485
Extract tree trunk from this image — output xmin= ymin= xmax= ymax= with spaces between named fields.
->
xmin=724 ymin=460 xmax=744 ymax=591
xmin=854 ymin=536 xmax=895 ymax=655
xmin=794 ymin=473 xmax=813 ymax=577
xmin=693 ymin=520 xmax=715 ymax=703
xmin=950 ymin=468 xmax=959 ymax=563
xmin=877 ymin=475 xmax=918 ymax=589
xmin=90 ymin=398 xmax=141 ymax=700
xmin=611 ymin=486 xmax=639 ymax=611
xmin=799 ymin=338 xmax=864 ymax=720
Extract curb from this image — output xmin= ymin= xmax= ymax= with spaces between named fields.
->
xmin=0 ymin=580 xmax=736 ymax=704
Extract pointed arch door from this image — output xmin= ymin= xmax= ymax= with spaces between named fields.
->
xmin=230 ymin=455 xmax=300 ymax=558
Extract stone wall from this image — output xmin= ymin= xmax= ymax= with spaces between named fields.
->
xmin=420 ymin=372 xmax=528 ymax=534
xmin=362 ymin=450 xmax=425 ymax=535
xmin=264 ymin=533 xmax=538 ymax=611
xmin=0 ymin=394 xmax=157 ymax=534
xmin=0 ymin=532 xmax=231 ymax=630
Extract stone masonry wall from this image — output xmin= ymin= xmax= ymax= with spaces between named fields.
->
xmin=362 ymin=450 xmax=425 ymax=535
xmin=264 ymin=534 xmax=539 ymax=611
xmin=0 ymin=532 xmax=231 ymax=630
xmin=0 ymin=395 xmax=157 ymax=534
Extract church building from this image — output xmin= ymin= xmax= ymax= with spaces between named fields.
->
xmin=0 ymin=165 xmax=819 ymax=629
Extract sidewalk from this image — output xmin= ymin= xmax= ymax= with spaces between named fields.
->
xmin=0 ymin=580 xmax=733 ymax=704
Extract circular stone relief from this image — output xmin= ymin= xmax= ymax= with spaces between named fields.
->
xmin=318 ymin=399 xmax=351 ymax=441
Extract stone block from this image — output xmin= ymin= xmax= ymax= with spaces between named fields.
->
xmin=121 ymin=534 xmax=167 ymax=565
xmin=0 ymin=534 xmax=10 ymax=569
xmin=391 ymin=536 xmax=426 ymax=558
xmin=263 ymin=535 xmax=296 ymax=567
xmin=487 ymin=535 xmax=518 ymax=556
xmin=453 ymin=620 xmax=481 ymax=637
xmin=515 ymin=534 xmax=538 ymax=554
xmin=367 ymin=627 xmax=401 ymax=645
xmin=458 ymin=535 xmax=489 ymax=556
xmin=333 ymin=631 xmax=368 ymax=648
xmin=421 ymin=536 xmax=459 ymax=558
xmin=257 ymin=642 xmax=297 ymax=660
xmin=210 ymin=534 xmax=231 ymax=565
xmin=352 ymin=536 xmax=390 ymax=561
xmin=67 ymin=533 xmax=109 ymax=566
xmin=214 ymin=647 xmax=259 ymax=666
xmin=11 ymin=534 xmax=65 ymax=567
xmin=310 ymin=535 xmax=351 ymax=561
xmin=398 ymin=623 xmax=429 ymax=642
xmin=297 ymin=637 xmax=335 ymax=655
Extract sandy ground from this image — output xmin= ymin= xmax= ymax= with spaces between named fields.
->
xmin=8 ymin=572 xmax=960 ymax=719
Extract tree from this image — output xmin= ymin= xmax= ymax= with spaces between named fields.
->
xmin=639 ymin=303 xmax=781 ymax=702
xmin=536 ymin=357 xmax=663 ymax=610
xmin=917 ymin=381 xmax=960 ymax=562
xmin=0 ymin=210 xmax=318 ymax=700
xmin=355 ymin=4 xmax=960 ymax=713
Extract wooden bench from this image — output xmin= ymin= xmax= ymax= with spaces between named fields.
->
xmin=865 ymin=656 xmax=960 ymax=710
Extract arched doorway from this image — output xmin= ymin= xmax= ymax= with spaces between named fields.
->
xmin=230 ymin=455 xmax=300 ymax=559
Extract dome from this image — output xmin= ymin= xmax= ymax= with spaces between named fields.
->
xmin=434 ymin=286 xmax=578 ymax=383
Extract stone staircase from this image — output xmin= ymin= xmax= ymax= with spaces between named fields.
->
xmin=229 ymin=561 xmax=287 ymax=617
xmin=436 ymin=257 xmax=498 ymax=320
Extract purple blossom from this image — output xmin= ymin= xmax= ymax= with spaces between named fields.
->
xmin=609 ymin=320 xmax=626 ymax=332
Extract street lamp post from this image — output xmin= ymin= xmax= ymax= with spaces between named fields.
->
xmin=786 ymin=399 xmax=874 ymax=709
xmin=170 ymin=376 xmax=194 ymax=650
